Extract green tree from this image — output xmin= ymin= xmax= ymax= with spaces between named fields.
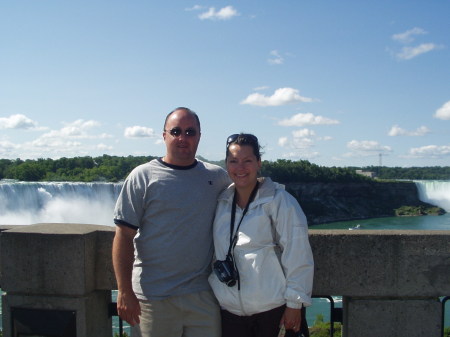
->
xmin=309 ymin=314 xmax=342 ymax=337
xmin=444 ymin=326 xmax=450 ymax=337
xmin=1 ymin=155 xmax=450 ymax=182
xmin=7 ymin=161 xmax=46 ymax=181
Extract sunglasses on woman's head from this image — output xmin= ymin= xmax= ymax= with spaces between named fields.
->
xmin=226 ymin=134 xmax=258 ymax=148
xmin=165 ymin=127 xmax=198 ymax=137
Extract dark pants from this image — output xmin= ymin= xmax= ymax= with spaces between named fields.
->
xmin=221 ymin=305 xmax=308 ymax=337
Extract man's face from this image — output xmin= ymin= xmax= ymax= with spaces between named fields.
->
xmin=163 ymin=109 xmax=201 ymax=166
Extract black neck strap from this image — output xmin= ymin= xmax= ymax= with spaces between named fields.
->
xmin=227 ymin=181 xmax=259 ymax=255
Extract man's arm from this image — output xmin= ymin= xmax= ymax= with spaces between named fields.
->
xmin=112 ymin=224 xmax=141 ymax=326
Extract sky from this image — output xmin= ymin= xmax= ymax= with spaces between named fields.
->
xmin=1 ymin=1 xmax=450 ymax=168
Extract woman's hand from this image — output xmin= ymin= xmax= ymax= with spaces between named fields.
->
xmin=280 ymin=307 xmax=302 ymax=332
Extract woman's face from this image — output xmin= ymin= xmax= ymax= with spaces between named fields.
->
xmin=226 ymin=144 xmax=261 ymax=190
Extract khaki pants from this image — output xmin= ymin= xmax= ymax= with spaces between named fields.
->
xmin=131 ymin=290 xmax=221 ymax=337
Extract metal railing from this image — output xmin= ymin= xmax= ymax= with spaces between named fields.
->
xmin=442 ymin=296 xmax=449 ymax=337
xmin=108 ymin=303 xmax=126 ymax=337
xmin=109 ymin=296 xmax=344 ymax=337
xmin=109 ymin=296 xmax=450 ymax=337
xmin=312 ymin=296 xmax=342 ymax=337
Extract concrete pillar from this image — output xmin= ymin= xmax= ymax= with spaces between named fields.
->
xmin=0 ymin=223 xmax=115 ymax=337
xmin=342 ymin=297 xmax=441 ymax=337
xmin=310 ymin=230 xmax=450 ymax=337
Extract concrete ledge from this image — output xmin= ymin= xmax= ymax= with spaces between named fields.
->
xmin=0 ymin=223 xmax=115 ymax=295
xmin=89 ymin=227 xmax=450 ymax=294
xmin=94 ymin=228 xmax=116 ymax=290
xmin=5 ymin=225 xmax=446 ymax=297
xmin=1 ymin=224 xmax=448 ymax=337
xmin=343 ymin=297 xmax=441 ymax=337
xmin=310 ymin=230 xmax=450 ymax=297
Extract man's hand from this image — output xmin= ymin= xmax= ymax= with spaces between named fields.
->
xmin=117 ymin=289 xmax=141 ymax=326
xmin=112 ymin=224 xmax=140 ymax=325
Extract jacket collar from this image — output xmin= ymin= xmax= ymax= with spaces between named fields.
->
xmin=219 ymin=177 xmax=285 ymax=207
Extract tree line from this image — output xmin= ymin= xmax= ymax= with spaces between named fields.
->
xmin=0 ymin=155 xmax=449 ymax=182
xmin=358 ymin=165 xmax=450 ymax=180
xmin=0 ymin=155 xmax=156 ymax=182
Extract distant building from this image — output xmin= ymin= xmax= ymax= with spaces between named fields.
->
xmin=355 ymin=170 xmax=376 ymax=178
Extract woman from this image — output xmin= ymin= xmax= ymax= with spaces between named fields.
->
xmin=209 ymin=133 xmax=314 ymax=337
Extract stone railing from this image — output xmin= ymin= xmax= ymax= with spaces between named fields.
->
xmin=0 ymin=224 xmax=449 ymax=337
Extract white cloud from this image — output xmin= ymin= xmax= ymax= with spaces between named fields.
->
xmin=16 ymin=119 xmax=112 ymax=156
xmin=97 ymin=143 xmax=113 ymax=151
xmin=392 ymin=27 xmax=427 ymax=44
xmin=278 ymin=134 xmax=311 ymax=150
xmin=0 ymin=119 xmax=117 ymax=159
xmin=124 ymin=126 xmax=156 ymax=138
xmin=185 ymin=5 xmax=203 ymax=11
xmin=347 ymin=140 xmax=392 ymax=154
xmin=278 ymin=128 xmax=332 ymax=160
xmin=38 ymin=119 xmax=103 ymax=139
xmin=0 ymin=140 xmax=18 ymax=152
xmin=390 ymin=27 xmax=442 ymax=60
xmin=31 ymin=138 xmax=82 ymax=149
xmin=0 ymin=114 xmax=38 ymax=130
xmin=281 ymin=150 xmax=320 ymax=160
xmin=388 ymin=125 xmax=430 ymax=136
xmin=292 ymin=128 xmax=316 ymax=138
xmin=279 ymin=129 xmax=317 ymax=147
xmin=253 ymin=86 xmax=269 ymax=91
xmin=409 ymin=144 xmax=450 ymax=158
xmin=268 ymin=50 xmax=284 ymax=65
xmin=241 ymin=87 xmax=313 ymax=107
xmin=278 ymin=137 xmax=288 ymax=147
xmin=198 ymin=6 xmax=239 ymax=20
xmin=62 ymin=120 xmax=100 ymax=137
xmin=278 ymin=112 xmax=339 ymax=127
xmin=396 ymin=43 xmax=439 ymax=60
xmin=434 ymin=101 xmax=450 ymax=120
xmin=291 ymin=137 xmax=314 ymax=149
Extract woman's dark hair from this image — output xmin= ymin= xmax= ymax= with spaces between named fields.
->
xmin=226 ymin=133 xmax=262 ymax=161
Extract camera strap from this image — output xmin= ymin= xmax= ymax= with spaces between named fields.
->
xmin=227 ymin=181 xmax=259 ymax=256
xmin=226 ymin=181 xmax=259 ymax=290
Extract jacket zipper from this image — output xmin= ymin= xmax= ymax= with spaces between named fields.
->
xmin=235 ymin=249 xmax=248 ymax=316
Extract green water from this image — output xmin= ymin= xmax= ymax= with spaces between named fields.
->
xmin=311 ymin=213 xmax=450 ymax=231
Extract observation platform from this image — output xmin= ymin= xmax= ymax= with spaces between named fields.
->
xmin=0 ymin=223 xmax=449 ymax=337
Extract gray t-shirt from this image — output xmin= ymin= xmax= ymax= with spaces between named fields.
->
xmin=114 ymin=158 xmax=230 ymax=300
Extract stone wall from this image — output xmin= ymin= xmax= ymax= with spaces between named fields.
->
xmin=0 ymin=224 xmax=449 ymax=337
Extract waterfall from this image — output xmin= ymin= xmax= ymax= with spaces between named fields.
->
xmin=414 ymin=180 xmax=450 ymax=212
xmin=1 ymin=179 xmax=448 ymax=226
xmin=0 ymin=180 xmax=123 ymax=226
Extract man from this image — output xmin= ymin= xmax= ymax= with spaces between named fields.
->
xmin=112 ymin=107 xmax=230 ymax=337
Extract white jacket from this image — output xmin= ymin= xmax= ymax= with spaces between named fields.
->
xmin=208 ymin=177 xmax=314 ymax=316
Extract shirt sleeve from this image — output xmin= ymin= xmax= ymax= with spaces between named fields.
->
xmin=271 ymin=190 xmax=314 ymax=308
xmin=113 ymin=167 xmax=146 ymax=229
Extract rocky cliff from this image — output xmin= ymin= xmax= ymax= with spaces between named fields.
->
xmin=286 ymin=180 xmax=442 ymax=226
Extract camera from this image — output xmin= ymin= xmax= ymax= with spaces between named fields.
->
xmin=213 ymin=255 xmax=238 ymax=287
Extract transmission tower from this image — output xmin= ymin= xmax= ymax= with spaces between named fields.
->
xmin=378 ymin=153 xmax=383 ymax=177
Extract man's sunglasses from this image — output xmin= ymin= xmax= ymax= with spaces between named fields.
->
xmin=226 ymin=133 xmax=258 ymax=148
xmin=165 ymin=127 xmax=198 ymax=137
